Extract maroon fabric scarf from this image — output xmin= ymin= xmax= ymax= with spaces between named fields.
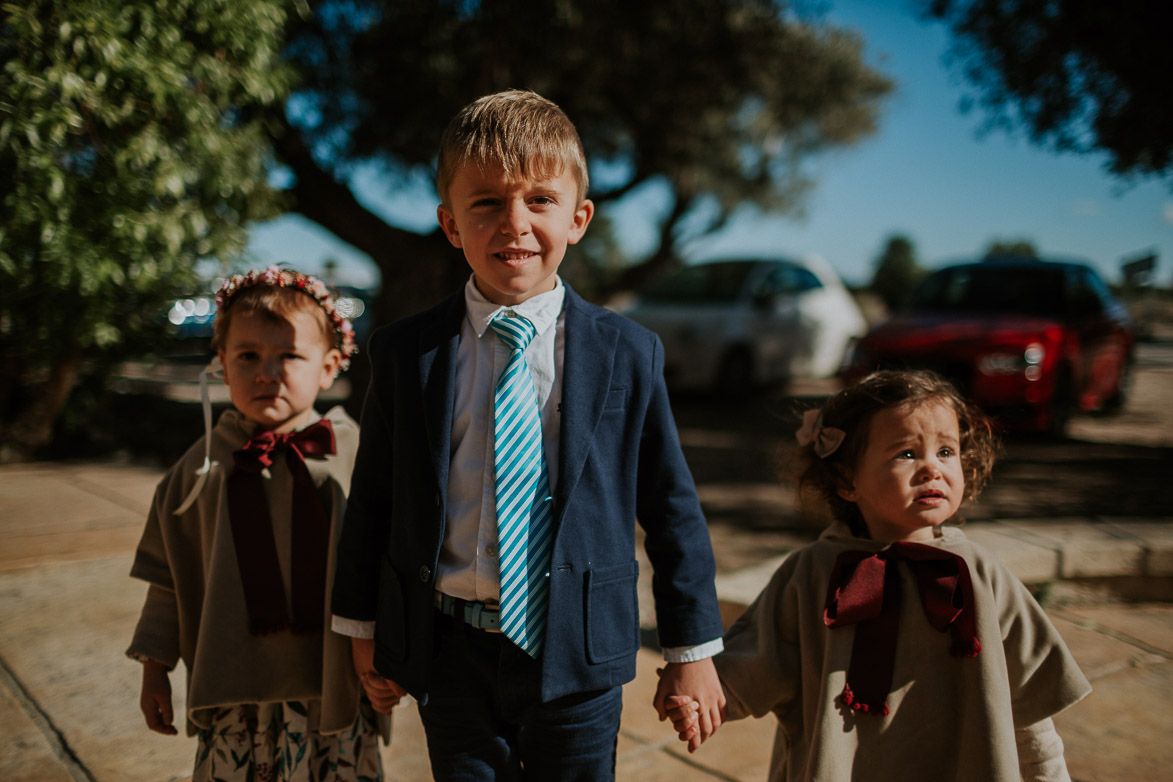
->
xmin=823 ymin=541 xmax=982 ymax=716
xmin=227 ymin=419 xmax=335 ymax=635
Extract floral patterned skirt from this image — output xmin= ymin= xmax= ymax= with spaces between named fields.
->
xmin=193 ymin=699 xmax=382 ymax=782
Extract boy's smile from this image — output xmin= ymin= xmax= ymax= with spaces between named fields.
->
xmin=437 ymin=162 xmax=593 ymax=306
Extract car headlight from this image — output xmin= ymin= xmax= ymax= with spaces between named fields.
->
xmin=977 ymin=342 xmax=1045 ymax=379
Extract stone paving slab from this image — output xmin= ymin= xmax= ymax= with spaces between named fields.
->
xmin=981 ymin=518 xmax=1148 ymax=579
xmin=1054 ymin=662 xmax=1173 ymax=782
xmin=0 ymin=676 xmax=74 ymax=782
xmin=961 ymin=524 xmax=1063 ymax=583
xmin=1098 ymin=519 xmax=1173 ymax=577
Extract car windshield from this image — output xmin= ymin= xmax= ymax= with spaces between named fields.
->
xmin=908 ymin=264 xmax=1067 ymax=316
xmin=640 ymin=262 xmax=757 ymax=303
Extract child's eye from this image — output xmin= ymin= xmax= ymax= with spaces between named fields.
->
xmin=896 ymin=450 xmax=915 ymax=460
xmin=939 ymin=447 xmax=956 ymax=458
xmin=471 ymin=198 xmax=500 ymax=208
xmin=237 ymin=351 xmax=259 ymax=361
xmin=531 ymin=195 xmax=554 ymax=206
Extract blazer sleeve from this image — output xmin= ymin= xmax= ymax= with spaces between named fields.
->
xmin=634 ymin=333 xmax=725 ymax=648
xmin=331 ymin=349 xmax=395 ymax=622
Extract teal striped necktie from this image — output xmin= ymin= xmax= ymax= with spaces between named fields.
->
xmin=489 ymin=313 xmax=554 ymax=658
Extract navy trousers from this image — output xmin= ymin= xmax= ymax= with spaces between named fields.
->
xmin=417 ymin=609 xmax=624 ymax=781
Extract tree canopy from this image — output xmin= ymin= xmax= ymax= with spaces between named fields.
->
xmin=870 ymin=234 xmax=923 ymax=311
xmin=276 ymin=0 xmax=893 ymax=312
xmin=0 ymin=0 xmax=292 ymax=458
xmin=923 ymin=0 xmax=1173 ymax=186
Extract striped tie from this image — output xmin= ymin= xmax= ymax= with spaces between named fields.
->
xmin=489 ymin=313 xmax=554 ymax=658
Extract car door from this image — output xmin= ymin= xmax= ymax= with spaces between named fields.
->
xmin=1065 ymin=265 xmax=1131 ymax=409
xmin=746 ymin=263 xmax=807 ymax=381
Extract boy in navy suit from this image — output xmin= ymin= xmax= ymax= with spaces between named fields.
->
xmin=331 ymin=89 xmax=726 ymax=780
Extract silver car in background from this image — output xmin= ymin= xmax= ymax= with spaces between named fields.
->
xmin=620 ymin=257 xmax=867 ymax=394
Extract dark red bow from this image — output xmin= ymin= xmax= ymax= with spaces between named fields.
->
xmin=823 ymin=542 xmax=981 ymax=716
xmin=227 ymin=419 xmax=335 ymax=635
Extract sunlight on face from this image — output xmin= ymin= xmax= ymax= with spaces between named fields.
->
xmin=838 ymin=401 xmax=965 ymax=542
xmin=436 ymin=163 xmax=593 ymax=306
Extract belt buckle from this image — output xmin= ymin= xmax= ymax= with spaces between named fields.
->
xmin=468 ymin=601 xmax=502 ymax=633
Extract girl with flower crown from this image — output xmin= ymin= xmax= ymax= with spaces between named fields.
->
xmin=125 ymin=266 xmax=386 ymax=781
xmin=664 ymin=370 xmax=1090 ymax=781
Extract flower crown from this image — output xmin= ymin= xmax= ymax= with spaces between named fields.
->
xmin=215 ymin=265 xmax=358 ymax=371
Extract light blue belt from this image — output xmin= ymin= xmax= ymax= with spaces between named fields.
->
xmin=434 ymin=592 xmax=502 ymax=633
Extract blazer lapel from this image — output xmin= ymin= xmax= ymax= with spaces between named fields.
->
xmin=556 ymin=287 xmax=619 ymax=513
xmin=417 ymin=292 xmax=464 ymax=500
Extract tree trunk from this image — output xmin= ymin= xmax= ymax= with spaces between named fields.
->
xmin=2 ymin=350 xmax=82 ymax=462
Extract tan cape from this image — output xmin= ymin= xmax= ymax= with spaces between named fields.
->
xmin=717 ymin=523 xmax=1091 ymax=782
xmin=126 ymin=406 xmax=374 ymax=738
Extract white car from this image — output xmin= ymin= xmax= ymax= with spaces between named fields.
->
xmin=620 ymin=257 xmax=867 ymax=393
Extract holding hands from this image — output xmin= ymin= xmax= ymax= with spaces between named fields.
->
xmin=350 ymin=636 xmax=407 ymax=714
xmin=653 ymin=657 xmax=726 ymax=753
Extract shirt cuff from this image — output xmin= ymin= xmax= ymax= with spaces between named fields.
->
xmin=331 ymin=615 xmax=375 ymax=639
xmin=662 ymin=638 xmax=724 ymax=663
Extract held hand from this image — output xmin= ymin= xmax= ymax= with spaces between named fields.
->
xmin=139 ymin=660 xmax=178 ymax=736
xmin=350 ymin=636 xmax=406 ymax=714
xmin=653 ymin=659 xmax=727 ymax=753
xmin=662 ymin=693 xmax=701 ymax=743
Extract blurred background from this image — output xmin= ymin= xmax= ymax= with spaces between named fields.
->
xmin=2 ymin=0 xmax=1171 ymax=463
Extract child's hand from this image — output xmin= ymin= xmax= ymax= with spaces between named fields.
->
xmin=350 ymin=636 xmax=407 ymax=714
xmin=662 ymin=694 xmax=701 ymax=743
xmin=653 ymin=658 xmax=727 ymax=753
xmin=139 ymin=659 xmax=178 ymax=736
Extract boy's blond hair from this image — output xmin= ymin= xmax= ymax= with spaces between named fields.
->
xmin=436 ymin=90 xmax=590 ymax=206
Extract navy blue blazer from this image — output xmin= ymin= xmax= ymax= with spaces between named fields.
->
xmin=331 ymin=284 xmax=724 ymax=703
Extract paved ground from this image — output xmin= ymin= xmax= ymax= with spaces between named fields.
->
xmin=2 ymin=464 xmax=1170 ymax=779
xmin=2 ymin=335 xmax=1171 ymax=781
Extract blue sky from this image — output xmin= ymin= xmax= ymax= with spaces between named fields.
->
xmin=246 ymin=0 xmax=1172 ymax=290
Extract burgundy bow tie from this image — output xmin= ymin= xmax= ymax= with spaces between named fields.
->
xmin=228 ymin=419 xmax=336 ymax=635
xmin=823 ymin=541 xmax=981 ymax=716
xmin=233 ymin=420 xmax=336 ymax=473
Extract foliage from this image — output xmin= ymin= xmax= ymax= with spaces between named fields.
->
xmin=985 ymin=239 xmax=1038 ymax=259
xmin=276 ymin=0 xmax=893 ymax=306
xmin=870 ymin=234 xmax=923 ymax=311
xmin=0 ymin=0 xmax=293 ymax=458
xmin=923 ymin=0 xmax=1173 ymax=186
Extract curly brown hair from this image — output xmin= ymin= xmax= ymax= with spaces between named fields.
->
xmin=795 ymin=370 xmax=999 ymax=537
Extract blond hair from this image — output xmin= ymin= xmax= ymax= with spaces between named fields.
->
xmin=436 ymin=90 xmax=589 ymax=206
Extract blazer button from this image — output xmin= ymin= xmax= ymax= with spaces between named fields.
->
xmin=419 ymin=565 xmax=431 ymax=583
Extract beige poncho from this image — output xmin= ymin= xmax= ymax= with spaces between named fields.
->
xmin=127 ymin=406 xmax=365 ymax=736
xmin=717 ymin=523 xmax=1091 ymax=782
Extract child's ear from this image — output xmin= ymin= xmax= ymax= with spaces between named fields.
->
xmin=217 ymin=351 xmax=231 ymax=387
xmin=319 ymin=348 xmax=343 ymax=389
xmin=835 ymin=470 xmax=857 ymax=503
xmin=566 ymin=198 xmax=594 ymax=245
xmin=436 ymin=204 xmax=463 ymax=248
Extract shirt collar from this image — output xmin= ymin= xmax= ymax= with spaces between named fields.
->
xmin=464 ymin=275 xmax=565 ymax=340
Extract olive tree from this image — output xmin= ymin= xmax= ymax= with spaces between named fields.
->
xmin=0 ymin=0 xmax=293 ymax=459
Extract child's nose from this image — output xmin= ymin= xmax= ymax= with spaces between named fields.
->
xmin=919 ymin=461 xmax=943 ymax=480
xmin=501 ymin=201 xmax=531 ymax=237
xmin=257 ymin=358 xmax=282 ymax=381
